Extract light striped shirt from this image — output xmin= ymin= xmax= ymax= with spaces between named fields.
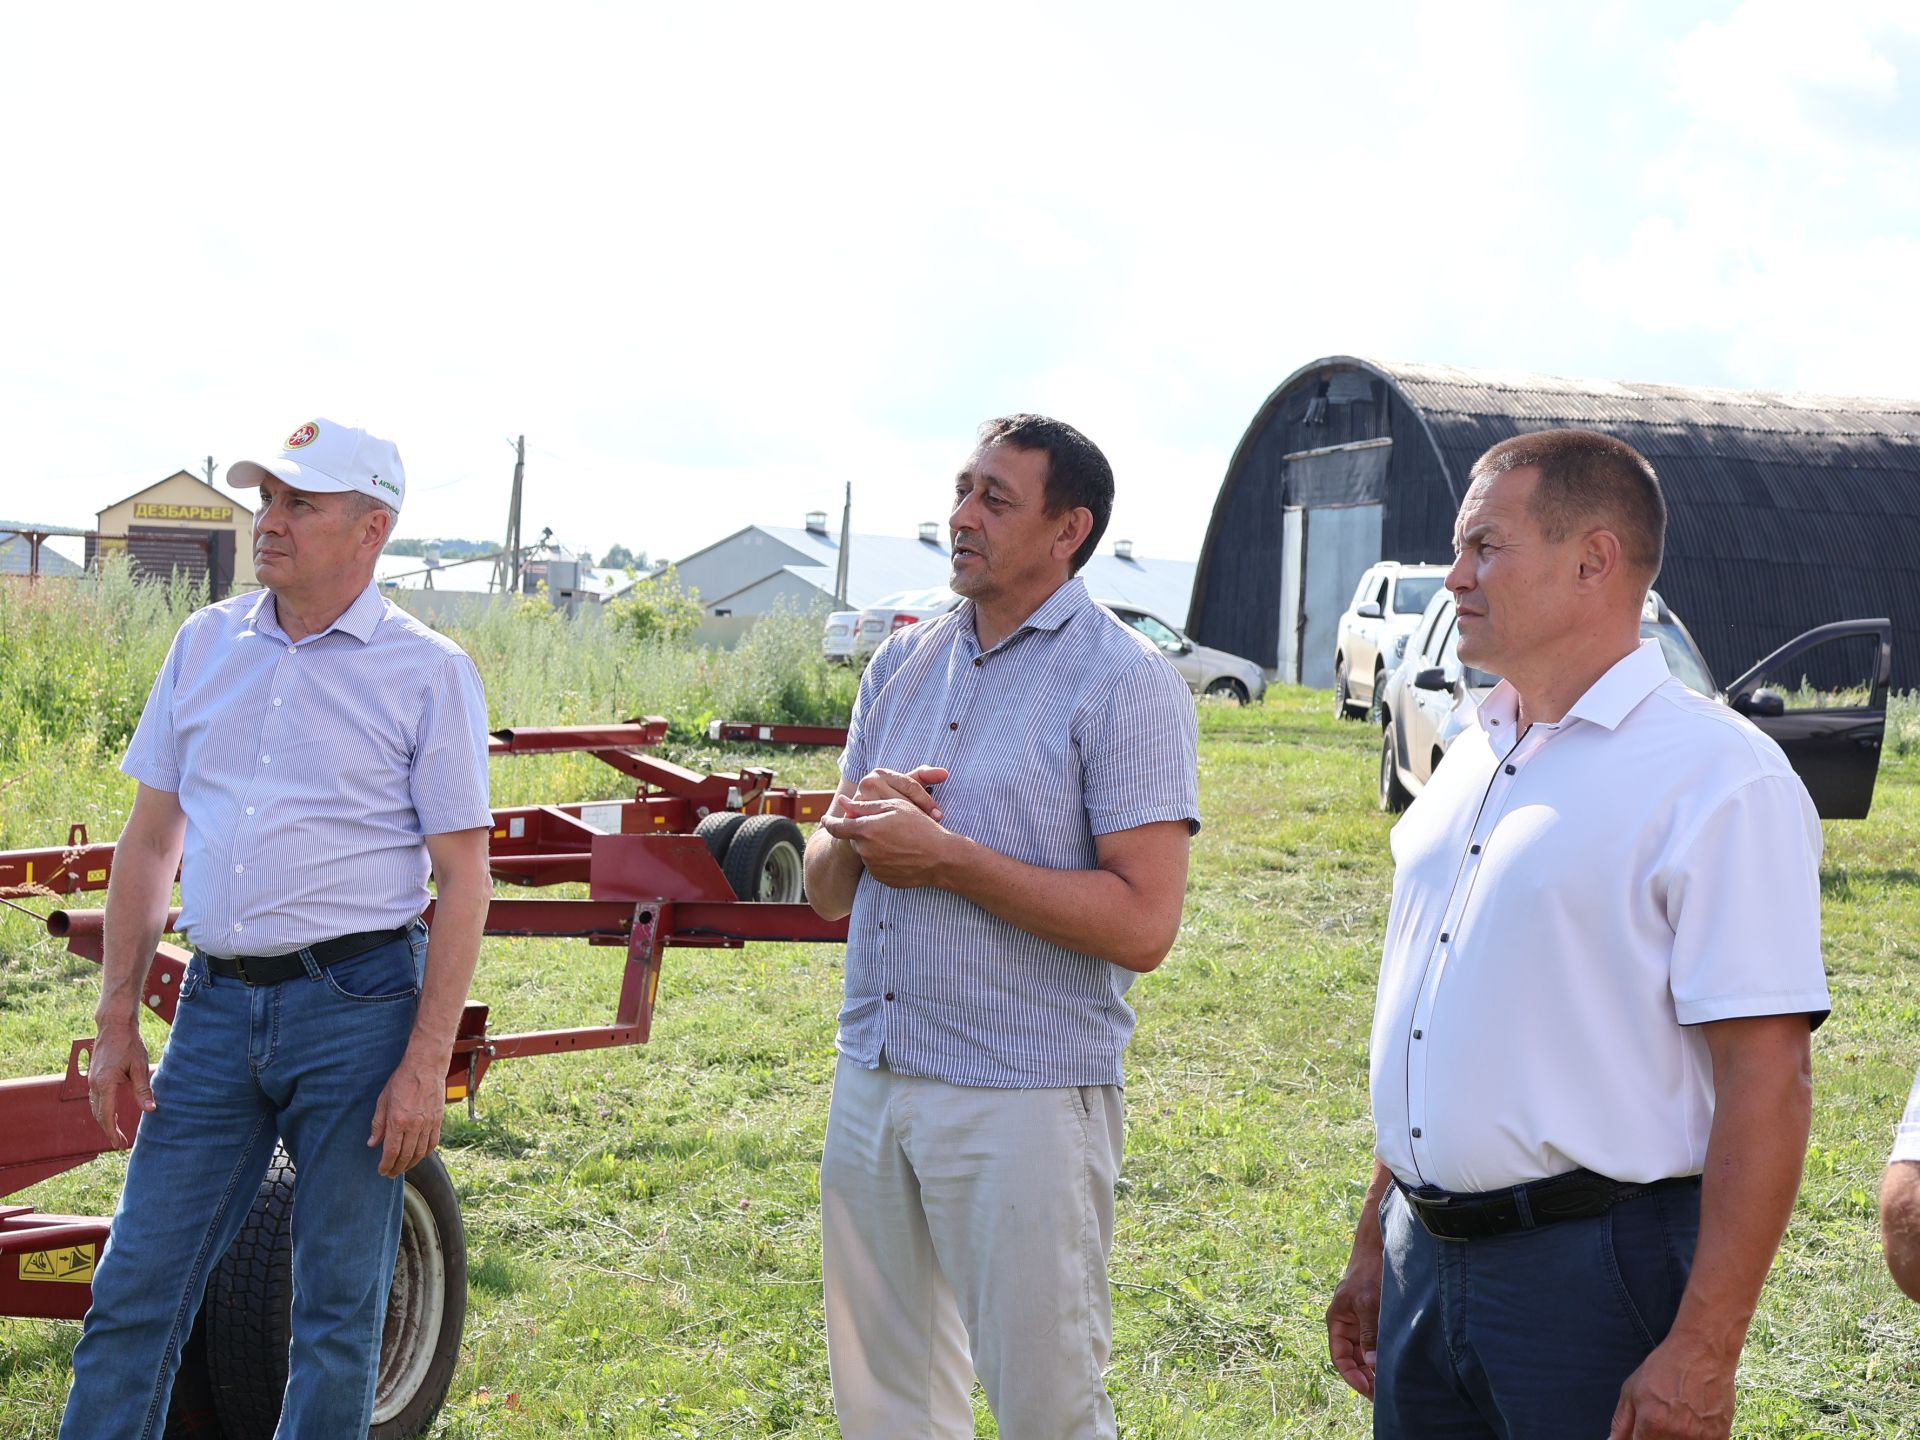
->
xmin=123 ymin=583 xmax=492 ymax=957
xmin=838 ymin=576 xmax=1200 ymax=1088
xmin=1895 ymin=1062 xmax=1920 ymax=1164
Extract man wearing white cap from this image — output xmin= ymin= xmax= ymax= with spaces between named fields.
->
xmin=61 ymin=420 xmax=495 ymax=1439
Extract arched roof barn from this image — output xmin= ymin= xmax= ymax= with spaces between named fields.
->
xmin=1187 ymin=356 xmax=1920 ymax=690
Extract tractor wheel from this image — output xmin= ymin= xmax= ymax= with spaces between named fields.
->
xmin=203 ymin=1148 xmax=466 ymax=1439
xmin=721 ymin=814 xmax=807 ymax=902
xmin=161 ymin=1310 xmax=219 ymax=1436
xmin=694 ymin=812 xmax=749 ymax=864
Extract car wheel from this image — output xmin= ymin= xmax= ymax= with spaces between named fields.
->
xmin=1379 ymin=723 xmax=1412 ymax=814
xmin=203 ymin=1148 xmax=465 ymax=1439
xmin=720 ymin=814 xmax=807 ymax=902
xmin=1368 ymin=671 xmax=1388 ymax=726
xmin=1205 ymin=678 xmax=1249 ymax=705
xmin=1333 ymin=656 xmax=1351 ymax=718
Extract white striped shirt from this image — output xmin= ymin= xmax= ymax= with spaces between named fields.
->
xmin=122 ymin=584 xmax=492 ymax=957
xmin=838 ymin=577 xmax=1200 ymax=1088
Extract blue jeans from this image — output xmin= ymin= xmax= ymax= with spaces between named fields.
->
xmin=1375 ymin=1180 xmax=1701 ymax=1439
xmin=61 ymin=925 xmax=426 ymax=1440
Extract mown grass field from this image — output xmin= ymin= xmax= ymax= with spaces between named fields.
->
xmin=3 ymin=581 xmax=1919 ymax=1436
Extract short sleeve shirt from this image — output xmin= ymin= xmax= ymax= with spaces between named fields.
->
xmin=837 ymin=577 xmax=1200 ymax=1088
xmin=122 ymin=584 xmax=493 ymax=956
xmin=1894 ymin=1062 xmax=1920 ymax=1165
xmin=1371 ymin=641 xmax=1829 ymax=1193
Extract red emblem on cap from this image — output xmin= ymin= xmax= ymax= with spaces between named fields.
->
xmin=285 ymin=423 xmax=319 ymax=450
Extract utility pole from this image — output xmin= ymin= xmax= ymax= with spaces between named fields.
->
xmin=833 ymin=480 xmax=851 ymax=608
xmin=204 ymin=456 xmax=216 ymax=487
xmin=492 ymin=435 xmax=525 ymax=595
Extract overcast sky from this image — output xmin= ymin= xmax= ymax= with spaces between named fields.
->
xmin=4 ymin=0 xmax=1917 ymax=565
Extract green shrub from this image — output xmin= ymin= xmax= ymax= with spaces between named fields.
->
xmin=605 ymin=566 xmax=703 ymax=647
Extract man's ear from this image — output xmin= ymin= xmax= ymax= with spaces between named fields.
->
xmin=1053 ymin=506 xmax=1094 ymax=564
xmin=1576 ymin=527 xmax=1622 ymax=590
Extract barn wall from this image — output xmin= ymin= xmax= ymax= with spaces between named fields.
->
xmin=1190 ymin=373 xmax=1392 ymax=666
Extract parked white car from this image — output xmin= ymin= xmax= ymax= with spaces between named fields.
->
xmin=822 ymin=608 xmax=861 ymax=663
xmin=1332 ymin=561 xmax=1450 ymax=719
xmin=1375 ymin=589 xmax=1891 ymax=820
xmin=853 ymin=586 xmax=961 ymax=659
xmin=1103 ymin=602 xmax=1267 ymax=703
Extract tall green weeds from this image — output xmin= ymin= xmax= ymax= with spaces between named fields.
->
xmin=0 ymin=575 xmax=855 ymax=850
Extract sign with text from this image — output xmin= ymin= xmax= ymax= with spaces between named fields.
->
xmin=133 ymin=503 xmax=234 ymax=523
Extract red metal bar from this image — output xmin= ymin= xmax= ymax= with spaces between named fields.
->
xmin=0 ymin=1208 xmax=108 ymax=1321
xmin=487 ymin=719 xmax=670 ymax=754
xmin=707 ymin=720 xmax=849 ymax=747
xmin=0 ymin=822 xmax=121 ymax=898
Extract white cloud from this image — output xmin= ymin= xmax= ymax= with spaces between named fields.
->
xmin=1578 ymin=0 xmax=1920 ymax=393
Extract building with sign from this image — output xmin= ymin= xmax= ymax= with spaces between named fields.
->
xmin=93 ymin=471 xmax=256 ymax=597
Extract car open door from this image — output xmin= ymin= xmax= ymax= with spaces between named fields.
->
xmin=1723 ymin=619 xmax=1893 ymax=820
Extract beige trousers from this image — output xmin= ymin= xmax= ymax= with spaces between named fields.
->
xmin=820 ymin=1057 xmax=1124 ymax=1440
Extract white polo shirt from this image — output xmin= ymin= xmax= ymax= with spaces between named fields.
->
xmin=1894 ymin=1064 xmax=1920 ymax=1164
xmin=1371 ymin=640 xmax=1829 ymax=1194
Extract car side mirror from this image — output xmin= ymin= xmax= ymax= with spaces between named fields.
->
xmin=1413 ymin=666 xmax=1449 ymax=692
xmin=1733 ymin=687 xmax=1787 ymax=719
xmin=1357 ymin=602 xmax=1383 ymax=619
xmin=1175 ymin=639 xmax=1193 ymax=655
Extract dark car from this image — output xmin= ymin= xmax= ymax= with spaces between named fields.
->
xmin=1376 ymin=590 xmax=1891 ymax=820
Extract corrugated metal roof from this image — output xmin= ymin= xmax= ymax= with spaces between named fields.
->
xmin=1362 ymin=357 xmax=1920 ymax=685
xmin=688 ymin=525 xmax=1196 ymax=622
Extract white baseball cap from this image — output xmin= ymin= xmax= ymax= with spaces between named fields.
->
xmin=227 ymin=419 xmax=406 ymax=513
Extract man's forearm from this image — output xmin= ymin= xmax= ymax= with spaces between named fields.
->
xmin=1668 ymin=1034 xmax=1812 ymax=1352
xmin=403 ymin=873 xmax=491 ymax=1066
xmin=804 ymin=829 xmax=864 ymax=920
xmin=934 ymin=831 xmax=1182 ymax=973
xmin=97 ymin=809 xmax=184 ymax=1029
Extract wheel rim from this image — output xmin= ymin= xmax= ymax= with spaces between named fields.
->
xmin=372 ymin=1181 xmax=447 ymax=1424
xmin=1380 ymin=730 xmax=1394 ymax=804
xmin=756 ymin=840 xmax=804 ymax=901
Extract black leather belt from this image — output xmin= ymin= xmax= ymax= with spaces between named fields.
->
xmin=1398 ymin=1169 xmax=1701 ymax=1241
xmin=199 ymin=926 xmax=412 ymax=987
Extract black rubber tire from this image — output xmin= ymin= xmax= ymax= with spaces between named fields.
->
xmin=1368 ymin=671 xmax=1389 ymax=726
xmin=1333 ymin=656 xmax=1352 ymax=718
xmin=202 ymin=1148 xmax=466 ymax=1440
xmin=720 ymin=814 xmax=807 ymax=902
xmin=693 ymin=811 xmax=748 ymax=864
xmin=1204 ymin=678 xmax=1249 ymax=705
xmin=1379 ymin=722 xmax=1413 ymax=814
xmin=161 ymin=1310 xmax=219 ymax=1437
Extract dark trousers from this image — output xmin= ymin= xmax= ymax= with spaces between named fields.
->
xmin=1375 ymin=1180 xmax=1701 ymax=1439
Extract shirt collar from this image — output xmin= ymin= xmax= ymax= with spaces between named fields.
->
xmin=1478 ymin=638 xmax=1670 ymax=737
xmin=961 ymin=574 xmax=1092 ymax=650
xmin=247 ymin=583 xmax=387 ymax=646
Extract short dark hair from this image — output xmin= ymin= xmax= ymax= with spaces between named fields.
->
xmin=976 ymin=413 xmax=1114 ymax=573
xmin=1469 ymin=428 xmax=1666 ymax=578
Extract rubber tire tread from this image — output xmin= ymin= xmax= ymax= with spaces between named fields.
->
xmin=720 ymin=814 xmax=806 ymax=902
xmin=202 ymin=1147 xmax=466 ymax=1440
xmin=161 ymin=1308 xmax=219 ymax=1437
xmin=694 ymin=812 xmax=748 ymax=864
xmin=202 ymin=1149 xmax=295 ymax=1440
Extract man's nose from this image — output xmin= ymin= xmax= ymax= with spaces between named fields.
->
xmin=1445 ymin=549 xmax=1474 ymax=593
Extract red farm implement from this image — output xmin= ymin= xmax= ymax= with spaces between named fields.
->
xmin=0 ymin=717 xmax=848 ymax=1437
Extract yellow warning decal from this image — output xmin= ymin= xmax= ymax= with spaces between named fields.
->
xmin=87 ymin=868 xmax=108 ymax=883
xmin=492 ymin=828 xmax=506 ymax=839
xmin=20 ymin=1245 xmax=96 ymax=1283
xmin=446 ymin=1083 xmax=469 ymax=1101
